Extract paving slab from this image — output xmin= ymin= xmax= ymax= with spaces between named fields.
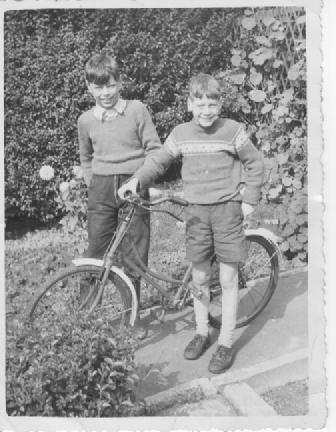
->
xmin=135 ymin=271 xmax=308 ymax=400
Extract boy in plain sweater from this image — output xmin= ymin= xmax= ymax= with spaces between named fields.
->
xmin=119 ymin=73 xmax=264 ymax=373
xmin=78 ymin=53 xmax=163 ymax=338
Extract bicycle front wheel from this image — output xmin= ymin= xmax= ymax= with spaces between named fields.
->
xmin=28 ymin=265 xmax=133 ymax=332
xmin=209 ymin=234 xmax=279 ymax=329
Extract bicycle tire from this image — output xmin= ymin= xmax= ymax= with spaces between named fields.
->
xmin=28 ymin=265 xmax=133 ymax=333
xmin=208 ymin=234 xmax=279 ymax=329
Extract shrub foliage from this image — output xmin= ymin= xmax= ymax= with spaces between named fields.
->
xmin=4 ymin=8 xmax=238 ymax=221
xmin=5 ymin=7 xmax=307 ymax=262
xmin=7 ymin=317 xmax=139 ymax=416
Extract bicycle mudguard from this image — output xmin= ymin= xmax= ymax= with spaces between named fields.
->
xmin=245 ymin=228 xmax=283 ymax=262
xmin=72 ymin=258 xmax=138 ymax=326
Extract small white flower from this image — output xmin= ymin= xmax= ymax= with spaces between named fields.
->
xmin=59 ymin=181 xmax=70 ymax=194
xmin=72 ymin=165 xmax=83 ymax=179
xmin=70 ymin=179 xmax=77 ymax=188
xmin=176 ymin=221 xmax=186 ymax=229
xmin=39 ymin=165 xmax=54 ymax=180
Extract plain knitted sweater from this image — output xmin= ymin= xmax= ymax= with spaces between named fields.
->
xmin=135 ymin=118 xmax=264 ymax=205
xmin=78 ymin=100 xmax=162 ymax=186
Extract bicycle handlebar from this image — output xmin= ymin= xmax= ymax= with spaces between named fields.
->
xmin=123 ymin=192 xmax=189 ymax=208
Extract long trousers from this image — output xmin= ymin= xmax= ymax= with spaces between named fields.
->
xmin=85 ymin=174 xmax=150 ymax=301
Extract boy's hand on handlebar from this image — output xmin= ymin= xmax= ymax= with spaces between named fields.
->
xmin=242 ymin=202 xmax=255 ymax=219
xmin=118 ymin=177 xmax=139 ymax=200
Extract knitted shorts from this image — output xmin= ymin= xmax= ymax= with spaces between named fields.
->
xmin=185 ymin=201 xmax=248 ymax=264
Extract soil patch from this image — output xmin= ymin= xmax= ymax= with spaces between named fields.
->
xmin=261 ymin=379 xmax=308 ymax=415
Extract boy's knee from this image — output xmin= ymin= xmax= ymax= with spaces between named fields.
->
xmin=192 ymin=261 xmax=211 ymax=286
xmin=219 ymin=262 xmax=238 ymax=287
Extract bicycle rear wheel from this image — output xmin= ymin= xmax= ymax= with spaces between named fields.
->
xmin=209 ymin=234 xmax=279 ymax=329
xmin=28 ymin=265 xmax=133 ymax=333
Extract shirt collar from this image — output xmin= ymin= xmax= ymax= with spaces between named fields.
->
xmin=93 ymin=98 xmax=127 ymax=121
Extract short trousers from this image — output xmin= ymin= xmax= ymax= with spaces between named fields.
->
xmin=185 ymin=201 xmax=248 ymax=264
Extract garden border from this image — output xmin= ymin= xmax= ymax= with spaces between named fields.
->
xmin=135 ymin=347 xmax=309 ymax=416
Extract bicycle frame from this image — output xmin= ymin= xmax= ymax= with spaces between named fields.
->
xmin=73 ymin=196 xmax=194 ymax=314
xmin=72 ymin=194 xmax=283 ymax=319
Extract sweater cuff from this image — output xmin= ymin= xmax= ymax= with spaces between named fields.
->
xmin=133 ymin=167 xmax=153 ymax=190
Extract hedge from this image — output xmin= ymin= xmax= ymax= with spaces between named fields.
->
xmin=4 ymin=7 xmax=307 ymax=263
xmin=4 ymin=8 xmax=238 ymax=221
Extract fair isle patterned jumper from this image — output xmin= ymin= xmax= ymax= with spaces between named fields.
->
xmin=135 ymin=118 xmax=264 ymax=205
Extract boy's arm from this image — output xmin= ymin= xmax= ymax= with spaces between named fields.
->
xmin=234 ymin=125 xmax=265 ymax=206
xmin=78 ymin=116 xmax=93 ymax=187
xmin=133 ymin=104 xmax=178 ymax=188
xmin=120 ymin=133 xmax=180 ymax=197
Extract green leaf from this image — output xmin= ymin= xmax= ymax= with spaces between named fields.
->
xmin=250 ymin=69 xmax=263 ymax=86
xmin=296 ymin=15 xmax=306 ymax=25
xmin=255 ymin=36 xmax=272 ymax=47
xmin=293 ymin=179 xmax=302 ymax=189
xmin=282 ymin=176 xmax=292 ymax=187
xmin=248 ymin=89 xmax=266 ymax=102
xmin=277 ymin=153 xmax=288 ymax=165
xmin=282 ymin=88 xmax=294 ymax=104
xmin=229 ymin=72 xmax=246 ymax=85
xmin=288 ymin=66 xmax=300 ymax=81
xmin=121 ymin=400 xmax=134 ymax=407
xmin=231 ymin=54 xmax=241 ymax=67
xmin=271 ymin=20 xmax=280 ymax=31
xmin=297 ymin=233 xmax=307 ymax=244
xmin=262 ymin=16 xmax=275 ymax=27
xmin=261 ymin=104 xmax=273 ymax=114
xmin=268 ymin=188 xmax=281 ymax=199
xmin=249 ymin=47 xmax=274 ymax=65
xmin=273 ymin=105 xmax=289 ymax=118
xmin=273 ymin=59 xmax=283 ymax=68
xmin=241 ymin=17 xmax=257 ymax=30
xmin=271 ymin=31 xmax=286 ymax=41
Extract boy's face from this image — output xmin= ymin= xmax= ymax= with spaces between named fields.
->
xmin=87 ymin=76 xmax=121 ymax=109
xmin=188 ymin=95 xmax=221 ymax=128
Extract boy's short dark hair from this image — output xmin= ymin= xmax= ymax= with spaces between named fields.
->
xmin=85 ymin=53 xmax=120 ymax=85
xmin=189 ymin=73 xmax=221 ymax=100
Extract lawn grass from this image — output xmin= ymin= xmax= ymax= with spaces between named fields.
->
xmin=5 ymin=202 xmax=186 ymax=333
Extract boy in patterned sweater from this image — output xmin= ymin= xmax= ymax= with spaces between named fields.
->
xmin=119 ymin=73 xmax=264 ymax=373
xmin=78 ymin=53 xmax=164 ymax=338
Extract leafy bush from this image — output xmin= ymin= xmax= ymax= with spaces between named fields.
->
xmin=6 ymin=316 xmax=139 ymax=417
xmin=4 ymin=8 xmax=238 ymax=222
xmin=5 ymin=7 xmax=307 ymax=262
xmin=213 ymin=8 xmax=307 ymax=263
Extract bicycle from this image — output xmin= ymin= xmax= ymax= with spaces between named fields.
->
xmin=28 ymin=190 xmax=281 ymax=335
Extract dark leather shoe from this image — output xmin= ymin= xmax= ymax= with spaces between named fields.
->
xmin=184 ymin=334 xmax=210 ymax=360
xmin=208 ymin=345 xmax=235 ymax=374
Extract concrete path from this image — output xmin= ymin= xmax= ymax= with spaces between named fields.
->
xmin=134 ymin=270 xmax=308 ymax=400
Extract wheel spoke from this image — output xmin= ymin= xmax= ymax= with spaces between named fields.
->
xmin=209 ymin=236 xmax=278 ymax=329
xmin=29 ymin=266 xmax=133 ymax=333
